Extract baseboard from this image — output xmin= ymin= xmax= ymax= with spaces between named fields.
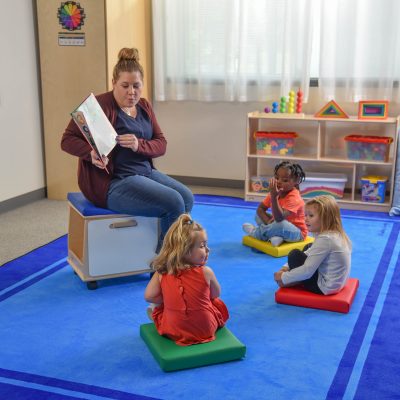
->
xmin=171 ymin=176 xmax=244 ymax=189
xmin=0 ymin=188 xmax=46 ymax=213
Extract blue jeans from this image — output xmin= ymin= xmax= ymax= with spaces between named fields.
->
xmin=107 ymin=170 xmax=194 ymax=236
xmin=252 ymin=215 xmax=302 ymax=242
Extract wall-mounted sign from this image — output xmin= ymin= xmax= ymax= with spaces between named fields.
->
xmin=57 ymin=1 xmax=86 ymax=31
xmin=58 ymin=32 xmax=85 ymax=46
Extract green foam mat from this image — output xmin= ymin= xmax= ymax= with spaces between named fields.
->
xmin=140 ymin=323 xmax=246 ymax=372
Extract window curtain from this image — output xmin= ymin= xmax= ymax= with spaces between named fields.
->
xmin=318 ymin=0 xmax=400 ymax=102
xmin=152 ymin=0 xmax=315 ymax=102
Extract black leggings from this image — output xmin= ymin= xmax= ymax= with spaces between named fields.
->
xmin=287 ymin=243 xmax=323 ymax=294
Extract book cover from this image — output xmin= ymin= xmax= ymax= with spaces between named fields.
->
xmin=71 ymin=93 xmax=117 ymax=173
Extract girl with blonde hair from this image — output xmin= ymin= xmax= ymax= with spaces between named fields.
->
xmin=145 ymin=214 xmax=229 ymax=346
xmin=274 ymin=195 xmax=352 ymax=295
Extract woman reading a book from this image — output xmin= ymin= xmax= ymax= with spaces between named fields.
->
xmin=61 ymin=47 xmax=194 ymax=240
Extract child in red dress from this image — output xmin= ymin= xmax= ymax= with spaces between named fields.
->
xmin=144 ymin=214 xmax=229 ymax=346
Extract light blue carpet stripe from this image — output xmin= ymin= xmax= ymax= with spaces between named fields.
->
xmin=343 ymin=236 xmax=400 ymax=399
xmin=326 ymin=223 xmax=400 ymax=399
xmin=0 ymin=377 xmax=113 ymax=400
xmin=0 ymin=257 xmax=67 ymax=297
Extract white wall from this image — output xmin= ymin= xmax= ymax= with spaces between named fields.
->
xmin=0 ymin=0 xmax=44 ymax=203
xmin=154 ymin=93 xmax=400 ymax=181
xmin=153 ymin=101 xmax=265 ymax=180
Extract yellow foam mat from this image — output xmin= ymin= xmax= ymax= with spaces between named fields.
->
xmin=242 ymin=235 xmax=314 ymax=258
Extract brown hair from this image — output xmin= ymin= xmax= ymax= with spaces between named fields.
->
xmin=112 ymin=47 xmax=144 ymax=82
xmin=151 ymin=214 xmax=205 ymax=275
xmin=306 ymin=195 xmax=351 ymax=248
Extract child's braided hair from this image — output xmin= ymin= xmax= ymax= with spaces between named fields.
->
xmin=273 ymin=161 xmax=306 ymax=188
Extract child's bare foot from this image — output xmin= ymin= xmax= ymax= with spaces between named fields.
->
xmin=146 ymin=306 xmax=154 ymax=321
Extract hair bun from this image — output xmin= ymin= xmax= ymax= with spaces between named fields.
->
xmin=117 ymin=47 xmax=140 ymax=62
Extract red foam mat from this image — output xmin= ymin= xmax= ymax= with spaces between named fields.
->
xmin=275 ymin=278 xmax=359 ymax=314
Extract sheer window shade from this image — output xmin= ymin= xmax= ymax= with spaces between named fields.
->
xmin=152 ymin=0 xmax=400 ymax=103
xmin=319 ymin=0 xmax=400 ymax=102
xmin=152 ymin=0 xmax=314 ymax=102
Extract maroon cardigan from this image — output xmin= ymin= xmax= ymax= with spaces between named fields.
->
xmin=61 ymin=91 xmax=167 ymax=208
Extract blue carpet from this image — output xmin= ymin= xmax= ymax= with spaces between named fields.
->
xmin=1 ymin=195 xmax=400 ymax=399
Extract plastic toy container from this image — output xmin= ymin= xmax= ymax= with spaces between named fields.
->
xmin=360 ymin=175 xmax=388 ymax=203
xmin=250 ymin=176 xmax=270 ymax=193
xmin=299 ymin=172 xmax=348 ymax=199
xmin=344 ymin=135 xmax=393 ymax=162
xmin=255 ymin=131 xmax=298 ymax=155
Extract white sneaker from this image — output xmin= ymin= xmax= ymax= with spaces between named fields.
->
xmin=242 ymin=223 xmax=255 ymax=235
xmin=270 ymin=236 xmax=284 ymax=247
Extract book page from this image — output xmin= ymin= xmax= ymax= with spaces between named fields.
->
xmin=75 ymin=93 xmax=117 ymax=157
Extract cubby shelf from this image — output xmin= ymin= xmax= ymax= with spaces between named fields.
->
xmin=245 ymin=112 xmax=399 ymax=211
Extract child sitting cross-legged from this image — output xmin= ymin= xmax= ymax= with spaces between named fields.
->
xmin=243 ymin=161 xmax=307 ymax=247
xmin=274 ymin=195 xmax=352 ymax=295
xmin=144 ymin=214 xmax=229 ymax=346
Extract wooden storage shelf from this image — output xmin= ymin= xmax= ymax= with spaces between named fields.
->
xmin=245 ymin=112 xmax=399 ymax=212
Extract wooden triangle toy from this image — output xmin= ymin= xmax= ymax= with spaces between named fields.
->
xmin=315 ymin=100 xmax=349 ymax=118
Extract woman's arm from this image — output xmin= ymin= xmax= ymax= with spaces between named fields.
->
xmin=203 ymin=266 xmax=221 ymax=299
xmin=61 ymin=119 xmax=93 ymax=161
xmin=135 ymin=99 xmax=167 ymax=158
xmin=144 ymin=272 xmax=163 ymax=304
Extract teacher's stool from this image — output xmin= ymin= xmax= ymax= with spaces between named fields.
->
xmin=67 ymin=192 xmax=159 ymax=290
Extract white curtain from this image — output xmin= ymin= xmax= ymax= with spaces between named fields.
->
xmin=152 ymin=0 xmax=315 ymax=102
xmin=319 ymin=0 xmax=400 ymax=102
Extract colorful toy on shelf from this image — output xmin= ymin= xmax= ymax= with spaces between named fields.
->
xmin=288 ymin=91 xmax=295 ymax=113
xmin=361 ymin=175 xmax=388 ymax=203
xmin=314 ymin=100 xmax=349 ymax=118
xmin=296 ymin=89 xmax=303 ymax=113
xmin=279 ymin=96 xmax=287 ymax=113
xmin=250 ymin=176 xmax=270 ymax=193
xmin=266 ymin=89 xmax=304 ymax=116
xmin=254 ymin=131 xmax=298 ymax=155
xmin=344 ymin=135 xmax=393 ymax=162
xmin=358 ymin=100 xmax=389 ymax=120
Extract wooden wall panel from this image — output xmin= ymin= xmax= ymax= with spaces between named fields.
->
xmin=36 ymin=0 xmax=152 ymax=200
xmin=37 ymin=0 xmax=108 ymax=200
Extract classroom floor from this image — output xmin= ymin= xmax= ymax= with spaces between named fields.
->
xmin=0 ymin=186 xmax=244 ymax=266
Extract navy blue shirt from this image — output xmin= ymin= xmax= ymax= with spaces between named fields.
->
xmin=113 ymin=105 xmax=153 ymax=178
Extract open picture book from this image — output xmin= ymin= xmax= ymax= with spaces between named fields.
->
xmin=71 ymin=93 xmax=117 ymax=173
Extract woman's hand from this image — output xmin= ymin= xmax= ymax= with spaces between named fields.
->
xmin=116 ymin=133 xmax=139 ymax=152
xmin=90 ymin=150 xmax=109 ymax=169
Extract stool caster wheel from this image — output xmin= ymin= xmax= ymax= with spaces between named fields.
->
xmin=87 ymin=281 xmax=98 ymax=290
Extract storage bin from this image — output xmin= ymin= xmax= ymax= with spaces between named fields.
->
xmin=300 ymin=172 xmax=348 ymax=199
xmin=255 ymin=131 xmax=298 ymax=155
xmin=344 ymin=135 xmax=393 ymax=162
xmin=250 ymin=176 xmax=270 ymax=193
xmin=67 ymin=192 xmax=159 ymax=289
xmin=361 ymin=175 xmax=388 ymax=203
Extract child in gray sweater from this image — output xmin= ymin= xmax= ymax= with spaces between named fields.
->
xmin=274 ymin=195 xmax=351 ymax=295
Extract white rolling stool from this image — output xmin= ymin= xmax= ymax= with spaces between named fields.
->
xmin=67 ymin=192 xmax=159 ymax=289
